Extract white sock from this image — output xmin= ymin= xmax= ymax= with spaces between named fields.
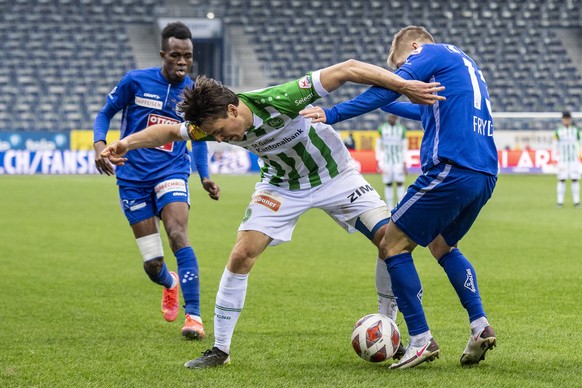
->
xmin=375 ymin=258 xmax=398 ymax=321
xmin=572 ymin=181 xmax=580 ymax=204
xmin=410 ymin=331 xmax=432 ymax=347
xmin=170 ymin=274 xmax=178 ymax=289
xmin=396 ymin=184 xmax=405 ymax=205
xmin=384 ymin=184 xmax=394 ymax=209
xmin=557 ymin=180 xmax=566 ymax=204
xmin=470 ymin=316 xmax=489 ymax=335
xmin=213 ymin=268 xmax=249 ymax=354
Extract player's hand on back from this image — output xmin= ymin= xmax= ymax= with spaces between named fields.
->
xmin=100 ymin=140 xmax=129 ymax=167
xmin=401 ymin=80 xmax=445 ymax=105
xmin=299 ymin=106 xmax=327 ymax=123
xmin=94 ymin=141 xmax=116 ymax=175
xmin=202 ymin=178 xmax=221 ymax=201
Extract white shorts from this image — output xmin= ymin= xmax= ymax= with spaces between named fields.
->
xmin=556 ymin=161 xmax=581 ymax=180
xmin=380 ymin=162 xmax=406 ymax=184
xmin=239 ymin=169 xmax=389 ymax=245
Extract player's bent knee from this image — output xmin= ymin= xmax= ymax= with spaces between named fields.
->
xmin=143 ymin=257 xmax=164 ymax=276
xmin=352 ymin=206 xmax=391 ymax=241
xmin=428 ymin=237 xmax=454 ymax=260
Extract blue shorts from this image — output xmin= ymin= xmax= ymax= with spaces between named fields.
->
xmin=118 ymin=176 xmax=190 ymax=225
xmin=391 ymin=163 xmax=497 ymax=247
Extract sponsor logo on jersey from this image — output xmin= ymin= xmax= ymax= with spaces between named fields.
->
xmin=347 ymin=184 xmax=375 ymax=203
xmin=154 ymin=179 xmax=186 ymax=199
xmin=298 ymin=75 xmax=312 ymax=89
xmin=147 ymin=114 xmax=180 ymax=152
xmin=135 ymin=96 xmax=163 ymax=110
xmin=148 ymin=114 xmax=180 ymax=126
xmin=253 ymin=128 xmax=304 ymax=153
xmin=294 ymin=93 xmax=313 ymax=106
xmin=144 ymin=93 xmax=161 ymax=99
xmin=251 ymin=191 xmax=282 ymax=212
xmin=108 ymin=86 xmax=118 ymax=99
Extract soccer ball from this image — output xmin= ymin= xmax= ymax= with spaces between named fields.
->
xmin=351 ymin=314 xmax=400 ymax=362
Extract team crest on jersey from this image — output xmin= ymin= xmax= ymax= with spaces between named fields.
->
xmin=241 ymin=207 xmax=252 ymax=223
xmin=298 ymin=75 xmax=312 ymax=89
xmin=265 ymin=117 xmax=285 ymax=129
xmin=251 ymin=190 xmax=282 ymax=212
xmin=147 ymin=114 xmax=180 ymax=152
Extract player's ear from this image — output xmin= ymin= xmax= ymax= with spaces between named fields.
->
xmin=159 ymin=51 xmax=165 ymax=59
xmin=228 ymin=104 xmax=238 ymax=117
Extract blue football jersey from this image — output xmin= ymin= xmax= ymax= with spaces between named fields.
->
xmin=93 ymin=67 xmax=196 ymax=186
xmin=397 ymin=44 xmax=498 ymax=175
xmin=325 ymin=44 xmax=498 ymax=176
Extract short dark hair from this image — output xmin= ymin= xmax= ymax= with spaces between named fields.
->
xmin=161 ymin=21 xmax=192 ymax=51
xmin=180 ymin=75 xmax=239 ymax=126
xmin=562 ymin=111 xmax=572 ymax=119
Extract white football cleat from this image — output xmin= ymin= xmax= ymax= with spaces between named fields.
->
xmin=460 ymin=325 xmax=497 ymax=366
xmin=389 ymin=337 xmax=440 ymax=369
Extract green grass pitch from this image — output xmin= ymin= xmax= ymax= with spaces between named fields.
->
xmin=1 ymin=173 xmax=581 ymax=387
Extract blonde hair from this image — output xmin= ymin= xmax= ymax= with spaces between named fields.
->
xmin=387 ymin=26 xmax=435 ymax=68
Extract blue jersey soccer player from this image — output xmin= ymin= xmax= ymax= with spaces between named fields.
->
xmin=301 ymin=25 xmax=498 ymax=368
xmin=93 ymin=22 xmax=220 ymax=340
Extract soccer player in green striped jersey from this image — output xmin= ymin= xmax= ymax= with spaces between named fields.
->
xmin=553 ymin=111 xmax=581 ymax=207
xmin=376 ymin=114 xmax=408 ymax=209
xmin=100 ymin=59 xmax=445 ymax=368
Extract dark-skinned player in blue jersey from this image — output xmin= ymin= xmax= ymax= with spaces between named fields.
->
xmin=301 ymin=25 xmax=497 ymax=369
xmin=93 ymin=21 xmax=220 ymax=340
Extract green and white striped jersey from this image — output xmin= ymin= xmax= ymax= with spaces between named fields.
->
xmin=376 ymin=122 xmax=407 ymax=165
xmin=231 ymin=71 xmax=355 ymax=190
xmin=554 ymin=125 xmax=581 ymax=163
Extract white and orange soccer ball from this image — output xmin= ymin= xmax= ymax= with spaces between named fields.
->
xmin=351 ymin=314 xmax=400 ymax=362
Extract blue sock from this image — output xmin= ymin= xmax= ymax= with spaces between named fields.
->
xmin=175 ymin=247 xmax=200 ymax=317
xmin=147 ymin=261 xmax=174 ymax=288
xmin=385 ymin=252 xmax=429 ymax=336
xmin=438 ymin=249 xmax=485 ymax=322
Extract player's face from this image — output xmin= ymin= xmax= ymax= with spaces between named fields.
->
xmin=200 ymin=105 xmax=246 ymax=143
xmin=160 ymin=37 xmax=194 ymax=84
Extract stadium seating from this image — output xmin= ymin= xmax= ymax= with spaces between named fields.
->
xmin=0 ymin=0 xmax=580 ymax=132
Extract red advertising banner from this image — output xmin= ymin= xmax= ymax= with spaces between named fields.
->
xmin=349 ymin=149 xmax=569 ymax=174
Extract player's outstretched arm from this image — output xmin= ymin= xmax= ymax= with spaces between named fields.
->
xmin=318 ymin=59 xmax=444 ymax=104
xmin=100 ymin=123 xmax=183 ymax=166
